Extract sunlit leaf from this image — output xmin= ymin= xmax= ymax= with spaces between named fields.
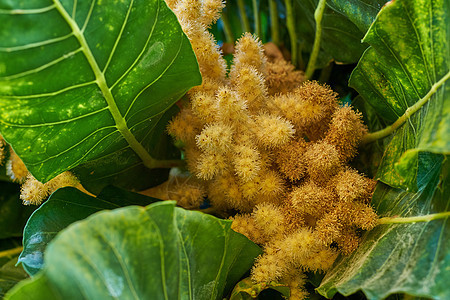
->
xmin=0 ymin=0 xmax=201 ymax=188
xmin=349 ymin=0 xmax=449 ymax=191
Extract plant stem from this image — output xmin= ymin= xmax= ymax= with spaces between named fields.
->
xmin=269 ymin=0 xmax=280 ymax=45
xmin=378 ymin=212 xmax=450 ymax=225
xmin=252 ymin=0 xmax=261 ymax=37
xmin=0 ymin=246 xmax=23 ymax=259
xmin=305 ymin=0 xmax=327 ymax=79
xmin=362 ymin=71 xmax=450 ymax=144
xmin=284 ymin=0 xmax=297 ymax=66
xmin=318 ymin=61 xmax=333 ymax=82
xmin=237 ymin=0 xmax=251 ymax=33
xmin=221 ymin=7 xmax=235 ymax=43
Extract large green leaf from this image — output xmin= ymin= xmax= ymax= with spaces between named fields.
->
xmin=0 ymin=238 xmax=28 ymax=297
xmin=349 ymin=0 xmax=450 ymax=191
xmin=317 ymin=158 xmax=449 ymax=299
xmin=329 ymin=0 xmax=387 ymax=33
xmin=294 ymin=0 xmax=386 ymax=66
xmin=19 ymin=186 xmax=159 ymax=276
xmin=7 ymin=201 xmax=261 ymax=300
xmin=0 ymin=256 xmax=28 ymax=298
xmin=0 ymin=0 xmax=201 ymax=185
xmin=0 ymin=182 xmax=35 ymax=239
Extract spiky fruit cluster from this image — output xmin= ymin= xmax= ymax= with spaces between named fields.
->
xmin=0 ymin=135 xmax=81 ymax=205
xmin=165 ymin=1 xmax=377 ymax=298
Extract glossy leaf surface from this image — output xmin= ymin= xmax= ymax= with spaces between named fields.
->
xmin=8 ymin=201 xmax=261 ymax=300
xmin=318 ymin=159 xmax=449 ymax=299
xmin=349 ymin=0 xmax=450 ymax=191
xmin=0 ymin=0 xmax=201 ymax=184
xmin=294 ymin=0 xmax=386 ymax=66
xmin=19 ymin=186 xmax=159 ymax=275
xmin=0 ymin=238 xmax=28 ymax=297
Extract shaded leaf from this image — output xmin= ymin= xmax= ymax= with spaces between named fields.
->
xmin=349 ymin=0 xmax=450 ymax=191
xmin=72 ymin=105 xmax=180 ymax=194
xmin=0 ymin=257 xmax=28 ymax=298
xmin=229 ymin=277 xmax=290 ymax=300
xmin=19 ymin=186 xmax=159 ymax=276
xmin=0 ymin=0 xmax=200 ymax=186
xmin=329 ymin=0 xmax=387 ymax=33
xmin=8 ymin=201 xmax=261 ymax=300
xmin=0 ymin=238 xmax=28 ymax=297
xmin=317 ymin=158 xmax=449 ymax=299
xmin=294 ymin=0 xmax=385 ymax=66
xmin=0 ymin=182 xmax=35 ymax=239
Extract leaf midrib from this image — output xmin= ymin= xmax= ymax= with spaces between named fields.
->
xmin=52 ymin=0 xmax=157 ymax=169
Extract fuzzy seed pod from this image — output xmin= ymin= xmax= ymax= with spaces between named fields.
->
xmin=232 ymin=144 xmax=261 ymax=182
xmin=0 ymin=136 xmax=5 ymax=165
xmin=330 ymin=168 xmax=375 ymax=202
xmin=292 ymin=81 xmax=339 ymax=140
xmin=240 ymin=175 xmax=261 ymax=200
xmin=290 ymin=181 xmax=336 ymax=218
xmin=304 ymin=142 xmax=342 ymax=185
xmin=6 ymin=149 xmax=28 ymax=183
xmin=190 ymin=91 xmax=218 ymax=123
xmin=325 ymin=105 xmax=367 ymax=161
xmin=45 ymin=171 xmax=79 ymax=194
xmin=231 ymin=65 xmax=267 ymax=112
xmin=283 ymin=271 xmax=308 ymax=300
xmin=196 ymin=123 xmax=232 ymax=154
xmin=20 ymin=174 xmax=49 ymax=205
xmin=232 ymin=33 xmax=266 ymax=73
xmin=167 ymin=108 xmax=203 ymax=145
xmin=265 ymin=59 xmax=305 ymax=95
xmin=199 ymin=0 xmax=225 ymax=26
xmin=275 ymin=139 xmax=308 ymax=181
xmin=252 ymin=203 xmax=285 ymax=239
xmin=252 ymin=114 xmax=295 ymax=148
xmin=20 ymin=171 xmax=79 ymax=206
xmin=196 ymin=152 xmax=227 ymax=180
xmin=336 ymin=227 xmax=361 ymax=255
xmin=173 ymin=0 xmax=202 ymax=25
xmin=231 ymin=213 xmax=266 ymax=244
xmin=251 ymin=244 xmax=286 ymax=282
xmin=258 ymin=169 xmax=285 ymax=200
xmin=216 ymin=87 xmax=249 ymax=124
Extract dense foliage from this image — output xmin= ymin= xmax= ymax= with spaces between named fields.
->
xmin=0 ymin=0 xmax=448 ymax=299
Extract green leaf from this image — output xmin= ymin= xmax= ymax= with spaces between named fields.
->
xmin=329 ymin=0 xmax=388 ymax=33
xmin=229 ymin=277 xmax=290 ymax=300
xmin=317 ymin=158 xmax=450 ymax=300
xmin=0 ymin=0 xmax=201 ymax=185
xmin=8 ymin=201 xmax=261 ymax=300
xmin=0 ymin=256 xmax=28 ymax=298
xmin=19 ymin=186 xmax=159 ymax=276
xmin=294 ymin=0 xmax=383 ymax=66
xmin=349 ymin=0 xmax=450 ymax=191
xmin=0 ymin=238 xmax=28 ymax=297
xmin=72 ymin=105 xmax=180 ymax=194
xmin=0 ymin=182 xmax=35 ymax=239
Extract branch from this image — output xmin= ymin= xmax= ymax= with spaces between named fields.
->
xmin=378 ymin=212 xmax=450 ymax=225
xmin=252 ymin=0 xmax=261 ymax=37
xmin=0 ymin=246 xmax=23 ymax=259
xmin=305 ymin=0 xmax=327 ymax=79
xmin=269 ymin=0 xmax=280 ymax=45
xmin=284 ymin=0 xmax=297 ymax=66
xmin=237 ymin=0 xmax=251 ymax=33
